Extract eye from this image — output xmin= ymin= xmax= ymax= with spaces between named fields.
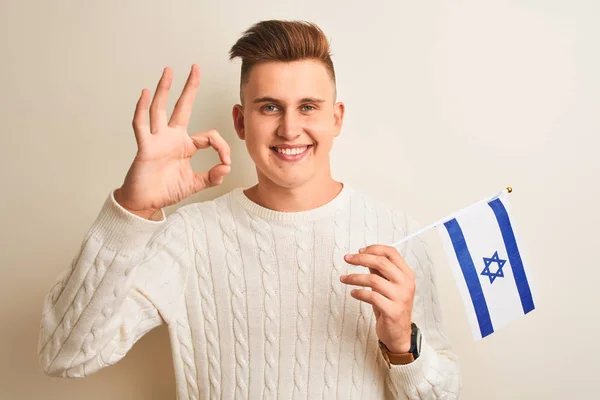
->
xmin=300 ymin=104 xmax=316 ymax=112
xmin=262 ymin=104 xmax=280 ymax=113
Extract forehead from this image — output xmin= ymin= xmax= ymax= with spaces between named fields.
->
xmin=243 ymin=60 xmax=334 ymax=101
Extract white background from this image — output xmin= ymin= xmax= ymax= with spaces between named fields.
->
xmin=1 ymin=0 xmax=598 ymax=398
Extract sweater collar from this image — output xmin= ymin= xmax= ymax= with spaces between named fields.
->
xmin=231 ymin=183 xmax=353 ymax=222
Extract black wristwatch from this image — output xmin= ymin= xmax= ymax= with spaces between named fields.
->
xmin=408 ymin=322 xmax=422 ymax=359
xmin=378 ymin=322 xmax=422 ymax=368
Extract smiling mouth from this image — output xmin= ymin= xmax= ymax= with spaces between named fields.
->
xmin=269 ymin=145 xmax=314 ymax=160
xmin=270 ymin=145 xmax=312 ymax=155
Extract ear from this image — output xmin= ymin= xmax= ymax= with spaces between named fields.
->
xmin=232 ymin=104 xmax=245 ymax=140
xmin=333 ymin=101 xmax=345 ymax=137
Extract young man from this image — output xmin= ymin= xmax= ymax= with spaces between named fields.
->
xmin=38 ymin=20 xmax=461 ymax=399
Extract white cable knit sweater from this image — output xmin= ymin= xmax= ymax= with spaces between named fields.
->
xmin=38 ymin=184 xmax=461 ymax=399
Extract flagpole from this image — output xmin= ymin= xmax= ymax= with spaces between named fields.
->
xmin=390 ymin=187 xmax=513 ymax=247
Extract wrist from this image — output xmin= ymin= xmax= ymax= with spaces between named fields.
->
xmin=382 ymin=325 xmax=413 ymax=353
xmin=130 ymin=208 xmax=162 ymax=220
xmin=383 ymin=339 xmax=411 ymax=354
xmin=378 ymin=323 xmax=422 ymax=368
xmin=113 ymin=189 xmax=160 ymax=220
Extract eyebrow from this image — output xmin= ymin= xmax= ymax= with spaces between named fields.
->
xmin=252 ymin=96 xmax=326 ymax=104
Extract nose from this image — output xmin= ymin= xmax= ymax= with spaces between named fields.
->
xmin=277 ymin=112 xmax=301 ymax=141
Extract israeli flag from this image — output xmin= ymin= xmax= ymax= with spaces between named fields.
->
xmin=437 ymin=191 xmax=535 ymax=340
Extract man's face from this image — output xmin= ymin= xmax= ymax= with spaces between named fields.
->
xmin=232 ymin=59 xmax=344 ymax=189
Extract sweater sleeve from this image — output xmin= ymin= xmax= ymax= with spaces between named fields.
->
xmin=38 ymin=190 xmax=191 ymax=378
xmin=385 ymin=214 xmax=462 ymax=399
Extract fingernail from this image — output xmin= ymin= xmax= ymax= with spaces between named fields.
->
xmin=345 ymin=254 xmax=353 ymax=260
xmin=358 ymin=248 xmax=365 ymax=253
xmin=340 ymin=275 xmax=346 ymax=282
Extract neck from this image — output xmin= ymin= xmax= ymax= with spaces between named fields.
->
xmin=244 ymin=175 xmax=343 ymax=213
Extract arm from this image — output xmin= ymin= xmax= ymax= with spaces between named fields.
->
xmin=385 ymin=216 xmax=462 ymax=399
xmin=342 ymin=212 xmax=462 ymax=399
xmin=38 ymin=64 xmax=231 ymax=378
xmin=38 ymin=190 xmax=189 ymax=378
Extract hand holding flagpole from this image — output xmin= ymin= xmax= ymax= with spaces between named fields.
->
xmin=340 ymin=185 xmax=532 ymax=352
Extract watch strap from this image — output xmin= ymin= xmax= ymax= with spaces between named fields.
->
xmin=378 ymin=340 xmax=415 ymax=368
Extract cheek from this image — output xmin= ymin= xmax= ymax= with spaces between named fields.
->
xmin=242 ymin=118 xmax=264 ymax=146
xmin=246 ymin=115 xmax=276 ymax=141
xmin=307 ymin=116 xmax=336 ymax=146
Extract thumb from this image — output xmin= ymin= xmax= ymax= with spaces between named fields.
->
xmin=193 ymin=164 xmax=231 ymax=192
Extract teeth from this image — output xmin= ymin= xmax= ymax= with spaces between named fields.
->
xmin=275 ymin=146 xmax=308 ymax=156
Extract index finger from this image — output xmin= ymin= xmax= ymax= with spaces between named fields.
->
xmin=359 ymin=245 xmax=415 ymax=279
xmin=149 ymin=67 xmax=172 ymax=133
xmin=345 ymin=253 xmax=401 ymax=283
xmin=132 ymin=89 xmax=151 ymax=143
xmin=189 ymin=130 xmax=232 ymax=165
xmin=169 ymin=64 xmax=201 ymax=128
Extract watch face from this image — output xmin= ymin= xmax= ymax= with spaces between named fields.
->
xmin=411 ymin=325 xmax=422 ymax=357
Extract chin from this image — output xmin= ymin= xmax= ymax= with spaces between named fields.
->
xmin=253 ymin=151 xmax=324 ymax=190
xmin=272 ymin=177 xmax=306 ymax=189
xmin=262 ymin=170 xmax=313 ymax=190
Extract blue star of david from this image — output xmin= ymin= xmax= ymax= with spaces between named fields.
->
xmin=481 ymin=251 xmax=507 ymax=284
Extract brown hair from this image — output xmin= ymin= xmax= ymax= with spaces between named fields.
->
xmin=229 ymin=20 xmax=336 ymax=98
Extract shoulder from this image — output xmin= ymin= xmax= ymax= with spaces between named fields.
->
xmin=161 ymin=188 xmax=244 ymax=241
xmin=346 ymin=184 xmax=416 ymax=231
xmin=346 ymin=184 xmax=428 ymax=253
xmin=172 ymin=188 xmax=238 ymax=222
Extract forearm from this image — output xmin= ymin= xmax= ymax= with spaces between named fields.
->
xmin=386 ymin=337 xmax=461 ymax=399
xmin=38 ymin=190 xmax=166 ymax=377
xmin=384 ymin=213 xmax=462 ymax=399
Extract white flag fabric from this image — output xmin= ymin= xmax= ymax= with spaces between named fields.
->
xmin=437 ymin=191 xmax=535 ymax=340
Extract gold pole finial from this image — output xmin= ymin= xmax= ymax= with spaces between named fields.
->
xmin=506 ymin=186 xmax=513 ymax=193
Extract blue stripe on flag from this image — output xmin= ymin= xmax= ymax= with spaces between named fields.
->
xmin=488 ymin=198 xmax=535 ymax=314
xmin=444 ymin=219 xmax=494 ymax=338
